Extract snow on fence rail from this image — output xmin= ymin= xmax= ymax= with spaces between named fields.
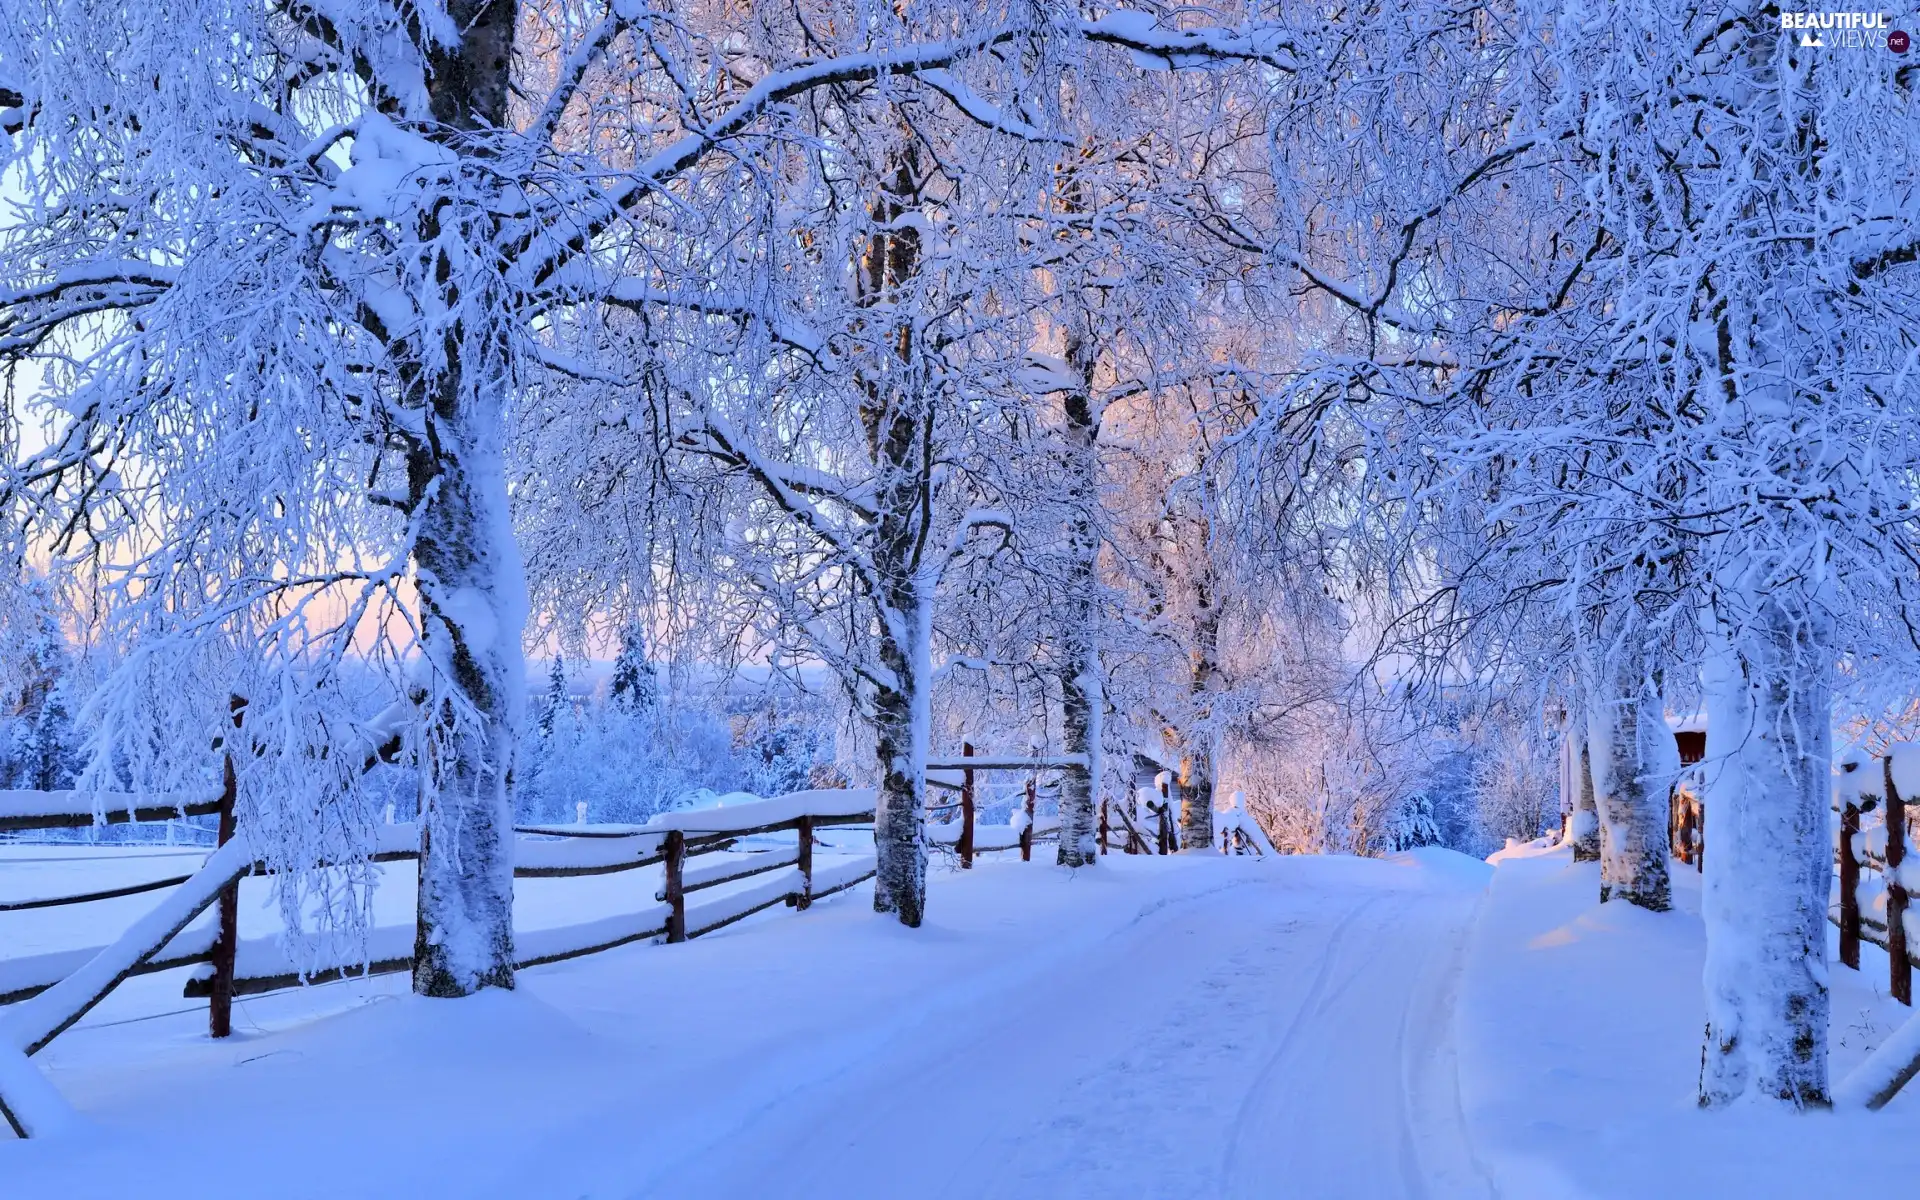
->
xmin=0 ymin=787 xmax=226 ymax=832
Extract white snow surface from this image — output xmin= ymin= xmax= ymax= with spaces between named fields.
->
xmin=1461 ymin=842 xmax=1919 ymax=1196
xmin=4 ymin=851 xmax=1497 ymax=1197
xmin=647 ymin=787 xmax=879 ymax=833
xmin=13 ymin=839 xmax=1918 ymax=1195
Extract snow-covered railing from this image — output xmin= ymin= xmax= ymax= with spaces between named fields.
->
xmin=1216 ymin=793 xmax=1274 ymax=856
xmin=923 ymin=746 xmax=1084 ymax=867
xmin=1833 ymin=749 xmax=1920 ymax=1110
xmin=1100 ymin=779 xmax=1173 ymax=855
xmin=1833 ymin=749 xmax=1920 ymax=1008
xmin=928 ymin=811 xmax=1061 ymax=855
xmin=1 ymin=797 xmax=877 ymax=1005
xmin=0 ymin=787 xmax=227 ymax=832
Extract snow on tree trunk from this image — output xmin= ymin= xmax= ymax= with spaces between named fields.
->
xmin=1571 ymin=735 xmax=1601 ymax=863
xmin=406 ymin=1 xmax=526 ymax=996
xmin=1583 ymin=639 xmax=1671 ymax=911
xmin=1056 ymin=328 xmax=1103 ymax=867
xmin=1698 ymin=591 xmax=1832 ymax=1108
xmin=410 ymin=389 xmax=526 ymax=997
xmin=871 ymin=589 xmax=931 ymax=925
xmin=1057 ymin=652 xmax=1101 ymax=867
xmin=859 ymin=147 xmax=936 ymax=923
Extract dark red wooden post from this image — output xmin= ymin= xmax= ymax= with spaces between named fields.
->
xmin=664 ymin=829 xmax=687 ymax=943
xmin=208 ymin=696 xmax=246 ymax=1038
xmin=795 ymin=815 xmax=814 ymax=910
xmin=1098 ymin=797 xmax=1109 ymax=855
xmin=1020 ymin=777 xmax=1036 ymax=862
xmin=1694 ymin=795 xmax=1704 ymax=873
xmin=1887 ymin=756 xmax=1910 ymax=1006
xmin=959 ymin=742 xmax=975 ymax=869
xmin=1840 ymin=800 xmax=1862 ymax=971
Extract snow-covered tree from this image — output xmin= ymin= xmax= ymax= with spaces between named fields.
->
xmin=1306 ymin=0 xmax=1920 ymax=1105
xmin=2 ymin=0 xmax=1312 ymax=965
xmin=608 ymin=625 xmax=659 ymax=719
xmin=0 ymin=576 xmax=82 ymax=791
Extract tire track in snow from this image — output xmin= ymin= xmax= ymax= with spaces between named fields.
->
xmin=1217 ymin=886 xmax=1492 ymax=1200
xmin=1216 ymin=890 xmax=1382 ymax=1197
xmin=1397 ymin=892 xmax=1497 ymax=1199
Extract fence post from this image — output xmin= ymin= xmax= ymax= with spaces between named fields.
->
xmin=959 ymin=742 xmax=975 ymax=870
xmin=1887 ymin=756 xmax=1910 ymax=1006
xmin=1099 ymin=797 xmax=1109 ymax=855
xmin=1020 ymin=777 xmax=1035 ymax=863
xmin=795 ymin=815 xmax=814 ymax=910
xmin=1157 ymin=777 xmax=1172 ymax=854
xmin=208 ymin=696 xmax=245 ymax=1039
xmin=1695 ymin=794 xmax=1703 ymax=873
xmin=664 ymin=829 xmax=687 ymax=944
xmin=1840 ymin=799 xmax=1862 ymax=971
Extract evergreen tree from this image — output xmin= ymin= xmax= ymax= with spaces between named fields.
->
xmin=538 ymin=655 xmax=567 ymax=739
xmin=27 ymin=677 xmax=79 ymax=792
xmin=608 ymin=625 xmax=659 ymax=718
xmin=1391 ymin=791 xmax=1441 ymax=852
xmin=0 ymin=579 xmax=77 ymax=791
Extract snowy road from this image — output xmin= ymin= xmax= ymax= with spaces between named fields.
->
xmin=633 ymin=861 xmax=1494 ymax=1200
xmin=10 ymin=853 xmax=1495 ymax=1200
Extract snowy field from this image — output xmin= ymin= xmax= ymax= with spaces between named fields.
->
xmin=5 ymin=844 xmax=1918 ymax=1198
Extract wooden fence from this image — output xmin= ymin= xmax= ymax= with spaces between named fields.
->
xmin=0 ymin=760 xmax=1088 ymax=1138
xmin=0 ymin=791 xmax=884 ymax=1137
xmin=1835 ymin=752 xmax=1919 ymax=1007
xmin=924 ymin=744 xmax=1080 ymax=868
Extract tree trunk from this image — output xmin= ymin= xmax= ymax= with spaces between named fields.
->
xmin=1584 ymin=640 xmax=1672 ymax=911
xmin=410 ymin=393 xmax=526 ymax=997
xmin=1698 ymin=592 xmax=1832 ymax=1108
xmin=1571 ymin=736 xmax=1601 ymax=863
xmin=870 ymin=590 xmax=930 ymax=925
xmin=1055 ymin=328 xmax=1103 ymax=867
xmin=1179 ymin=568 xmax=1219 ymax=852
xmin=408 ymin=0 xmax=525 ymax=999
xmin=1179 ymin=750 xmax=1214 ymax=853
xmin=856 ymin=146 xmax=933 ymax=923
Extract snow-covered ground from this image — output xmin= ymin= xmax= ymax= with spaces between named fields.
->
xmin=1461 ymin=841 xmax=1920 ymax=1198
xmin=7 ymin=841 xmax=1920 ymax=1198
